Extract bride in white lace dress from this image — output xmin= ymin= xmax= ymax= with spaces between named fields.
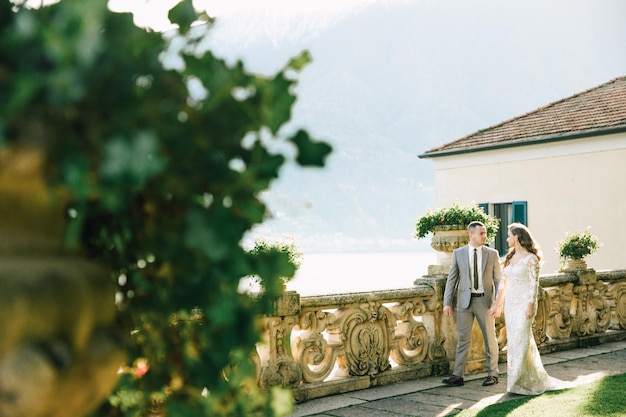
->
xmin=500 ymin=223 xmax=572 ymax=395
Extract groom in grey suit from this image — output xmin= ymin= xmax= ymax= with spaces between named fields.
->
xmin=442 ymin=221 xmax=503 ymax=387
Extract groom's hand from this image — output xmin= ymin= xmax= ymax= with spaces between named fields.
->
xmin=443 ymin=305 xmax=452 ymax=317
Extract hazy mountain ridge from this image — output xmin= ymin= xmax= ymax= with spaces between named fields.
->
xmin=225 ymin=1 xmax=626 ymax=252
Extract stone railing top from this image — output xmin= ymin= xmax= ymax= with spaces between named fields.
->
xmin=540 ymin=269 xmax=626 ymax=286
xmin=301 ymin=284 xmax=436 ymax=308
xmin=596 ymin=269 xmax=626 ymax=282
xmin=539 ymin=273 xmax=577 ymax=287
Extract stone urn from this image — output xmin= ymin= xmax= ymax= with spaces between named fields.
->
xmin=0 ymin=147 xmax=124 ymax=417
xmin=562 ymin=258 xmax=588 ymax=271
xmin=427 ymin=225 xmax=468 ymax=275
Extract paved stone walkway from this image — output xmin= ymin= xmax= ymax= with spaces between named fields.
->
xmin=288 ymin=339 xmax=626 ymax=417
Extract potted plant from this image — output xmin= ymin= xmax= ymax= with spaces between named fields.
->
xmin=415 ymin=203 xmax=499 ymax=274
xmin=555 ymin=228 xmax=600 ymax=270
xmin=415 ymin=202 xmax=499 ymax=241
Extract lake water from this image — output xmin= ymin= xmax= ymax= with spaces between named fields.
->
xmin=285 ymin=251 xmax=438 ymax=296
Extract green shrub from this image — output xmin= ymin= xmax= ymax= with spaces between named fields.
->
xmin=247 ymin=238 xmax=303 ymax=287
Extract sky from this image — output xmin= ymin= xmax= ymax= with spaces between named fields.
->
xmin=204 ymin=0 xmax=378 ymax=14
xmin=108 ymin=0 xmax=399 ymax=41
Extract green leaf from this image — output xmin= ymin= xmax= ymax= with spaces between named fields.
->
xmin=258 ymin=74 xmax=296 ymax=134
xmin=184 ymin=208 xmax=230 ymax=261
xmin=290 ymin=129 xmax=333 ymax=167
xmin=99 ymin=131 xmax=165 ymax=188
xmin=168 ymin=0 xmax=196 ymax=34
xmin=286 ymin=50 xmax=312 ymax=72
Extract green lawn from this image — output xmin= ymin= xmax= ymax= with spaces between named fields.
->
xmin=457 ymin=372 xmax=626 ymax=417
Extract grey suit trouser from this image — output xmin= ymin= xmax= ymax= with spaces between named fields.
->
xmin=452 ymin=295 xmax=499 ymax=377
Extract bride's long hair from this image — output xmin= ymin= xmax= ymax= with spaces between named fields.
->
xmin=503 ymin=222 xmax=542 ymax=267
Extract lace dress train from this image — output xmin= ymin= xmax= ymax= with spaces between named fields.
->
xmin=503 ymin=254 xmax=572 ymax=395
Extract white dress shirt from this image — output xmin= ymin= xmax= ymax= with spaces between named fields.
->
xmin=469 ymin=244 xmax=484 ymax=293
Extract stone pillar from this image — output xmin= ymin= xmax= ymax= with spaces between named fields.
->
xmin=258 ymin=290 xmax=303 ymax=390
xmin=0 ymin=148 xmax=124 ymax=417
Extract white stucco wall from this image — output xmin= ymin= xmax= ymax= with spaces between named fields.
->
xmin=425 ymin=132 xmax=626 ymax=273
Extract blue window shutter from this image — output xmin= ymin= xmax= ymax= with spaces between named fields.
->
xmin=478 ymin=203 xmax=488 ymax=214
xmin=512 ymin=201 xmax=527 ymax=224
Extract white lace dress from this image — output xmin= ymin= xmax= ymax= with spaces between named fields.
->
xmin=503 ymin=254 xmax=570 ymax=395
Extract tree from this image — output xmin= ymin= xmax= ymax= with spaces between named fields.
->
xmin=0 ymin=0 xmax=332 ymax=415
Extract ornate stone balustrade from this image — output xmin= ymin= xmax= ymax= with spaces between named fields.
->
xmin=256 ymin=268 xmax=626 ymax=402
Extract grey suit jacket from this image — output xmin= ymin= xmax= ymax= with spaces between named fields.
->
xmin=443 ymin=245 xmax=502 ymax=309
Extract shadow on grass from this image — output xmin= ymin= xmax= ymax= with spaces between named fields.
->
xmin=472 ymin=394 xmax=533 ymax=417
xmin=581 ymin=373 xmax=626 ymax=416
xmin=466 ymin=373 xmax=626 ymax=417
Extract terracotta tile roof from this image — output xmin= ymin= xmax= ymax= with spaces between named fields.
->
xmin=420 ymin=75 xmax=626 ymax=158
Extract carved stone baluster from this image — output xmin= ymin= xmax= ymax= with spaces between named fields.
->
xmin=258 ymin=315 xmax=302 ymax=390
xmin=329 ymin=302 xmax=393 ymax=378
xmin=292 ymin=309 xmax=339 ymax=383
xmin=389 ymin=300 xmax=429 ymax=366
xmin=590 ymin=281 xmax=611 ymax=334
xmin=606 ymin=281 xmax=626 ymax=330
xmin=572 ymin=269 xmax=597 ymax=336
xmin=545 ymin=282 xmax=574 ymax=340
xmin=572 ymin=284 xmax=593 ymax=336
xmin=419 ymin=278 xmax=448 ymax=365
xmin=258 ymin=291 xmax=302 ymax=390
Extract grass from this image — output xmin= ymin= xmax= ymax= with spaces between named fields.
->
xmin=457 ymin=372 xmax=626 ymax=417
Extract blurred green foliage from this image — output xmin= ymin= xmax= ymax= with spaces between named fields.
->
xmin=247 ymin=238 xmax=304 ymax=288
xmin=0 ymin=0 xmax=331 ymax=416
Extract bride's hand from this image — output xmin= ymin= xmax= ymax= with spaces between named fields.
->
xmin=525 ymin=304 xmax=534 ymax=319
xmin=488 ymin=305 xmax=502 ymax=318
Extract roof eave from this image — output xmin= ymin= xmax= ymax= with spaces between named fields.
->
xmin=417 ymin=126 xmax=626 ymax=159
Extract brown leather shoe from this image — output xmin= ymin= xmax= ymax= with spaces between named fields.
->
xmin=442 ymin=375 xmax=464 ymax=386
xmin=482 ymin=375 xmax=499 ymax=386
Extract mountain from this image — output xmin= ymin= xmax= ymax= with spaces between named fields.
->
xmin=205 ymin=0 xmax=626 ymax=253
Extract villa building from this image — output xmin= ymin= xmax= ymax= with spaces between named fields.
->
xmin=419 ymin=76 xmax=626 ymax=272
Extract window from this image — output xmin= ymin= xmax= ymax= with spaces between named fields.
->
xmin=479 ymin=201 xmax=527 ymax=255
